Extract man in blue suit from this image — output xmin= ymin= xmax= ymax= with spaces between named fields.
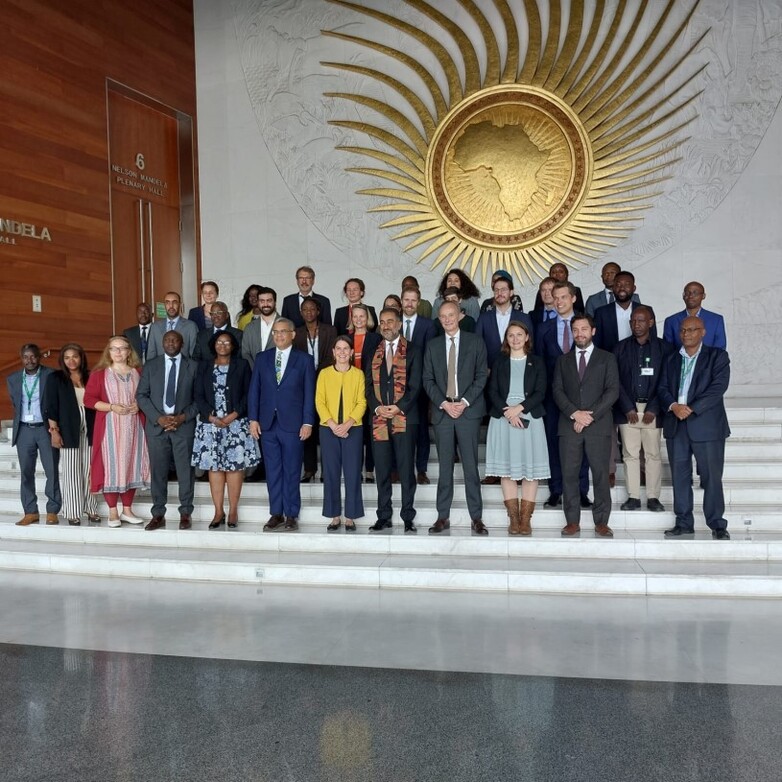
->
xmin=658 ymin=316 xmax=731 ymax=539
xmin=475 ymin=275 xmax=534 ymax=370
xmin=249 ymin=317 xmax=315 ymax=531
xmin=663 ymin=281 xmax=727 ymax=350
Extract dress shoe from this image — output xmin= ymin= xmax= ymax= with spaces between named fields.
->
xmin=390 ymin=471 xmax=400 ymax=484
xmin=620 ymin=498 xmax=641 ymax=511
xmin=428 ymin=518 xmax=450 ymax=534
xmin=327 ymin=518 xmax=341 ymax=532
xmin=594 ymin=524 xmax=614 ymax=538
xmin=87 ymin=514 xmax=101 ymax=524
xmin=263 ymin=514 xmax=285 ymax=532
xmin=16 ymin=513 xmax=40 ymax=526
xmin=560 ymin=523 xmax=581 ymax=537
xmin=145 ymin=516 xmax=166 ymax=531
xmin=345 ymin=520 xmax=357 ymax=532
xmin=416 ymin=472 xmax=430 ymax=485
xmin=664 ymin=525 xmax=694 ymax=538
xmin=179 ymin=514 xmax=192 ymax=530
xmin=300 ymin=471 xmax=315 ymax=483
xmin=120 ymin=511 xmax=144 ymax=525
xmin=46 ymin=513 xmax=59 ymax=525
xmin=68 ymin=519 xmax=81 ymax=526
xmin=712 ymin=528 xmax=731 ymax=540
xmin=108 ymin=516 xmax=122 ymax=528
xmin=646 ymin=498 xmax=665 ymax=512
xmin=209 ymin=514 xmax=226 ymax=530
xmin=480 ymin=476 xmax=500 ymax=485
xmin=608 ymin=473 xmax=616 ymax=488
xmin=471 ymin=519 xmax=489 ymax=536
xmin=368 ymin=519 xmax=392 ymax=532
xmin=404 ymin=521 xmax=418 ymax=534
xmin=544 ymin=493 xmax=561 ymax=508
xmin=580 ymin=494 xmax=593 ymax=508
xmin=364 ymin=472 xmax=374 ymax=484
xmin=282 ymin=516 xmax=299 ymax=532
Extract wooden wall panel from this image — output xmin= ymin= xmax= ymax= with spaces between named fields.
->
xmin=0 ymin=0 xmax=199 ymax=419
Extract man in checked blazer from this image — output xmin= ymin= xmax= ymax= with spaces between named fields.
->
xmin=137 ymin=330 xmax=199 ymax=531
xmin=553 ymin=314 xmax=620 ymax=537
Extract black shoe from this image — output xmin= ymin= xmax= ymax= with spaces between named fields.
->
xmin=282 ymin=516 xmax=299 ymax=532
xmin=369 ymin=520 xmax=392 ymax=532
xmin=404 ymin=521 xmax=418 ymax=534
xmin=664 ymin=526 xmax=694 ymax=538
xmin=300 ymin=471 xmax=315 ymax=484
xmin=208 ymin=514 xmax=226 ymax=530
xmin=712 ymin=528 xmax=730 ymax=540
xmin=620 ymin=498 xmax=641 ymax=511
xmin=544 ymin=493 xmax=561 ymax=508
xmin=646 ymin=498 xmax=665 ymax=512
xmin=580 ymin=494 xmax=593 ymax=508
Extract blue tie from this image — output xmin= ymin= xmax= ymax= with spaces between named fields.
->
xmin=140 ymin=326 xmax=148 ymax=360
xmin=165 ymin=357 xmax=176 ymax=408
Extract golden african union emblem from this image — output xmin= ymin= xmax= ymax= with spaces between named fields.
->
xmin=322 ymin=0 xmax=706 ymax=284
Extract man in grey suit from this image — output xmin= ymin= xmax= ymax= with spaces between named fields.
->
xmin=241 ymin=287 xmax=279 ymax=369
xmin=122 ymin=302 xmax=153 ymax=364
xmin=423 ymin=301 xmax=489 ymax=535
xmin=146 ymin=291 xmax=198 ymax=360
xmin=6 ymin=344 xmax=61 ymax=526
xmin=553 ymin=314 xmax=620 ymax=537
xmin=137 ymin=330 xmax=199 ymax=530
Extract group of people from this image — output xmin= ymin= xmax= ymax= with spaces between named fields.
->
xmin=7 ymin=262 xmax=732 ymax=539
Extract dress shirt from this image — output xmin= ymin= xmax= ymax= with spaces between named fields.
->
xmin=615 ymin=303 xmax=633 ymax=342
xmin=163 ymin=353 xmax=182 ymax=414
xmin=495 ymin=306 xmax=512 ymax=341
xmin=403 ymin=314 xmax=418 ymax=341
xmin=166 ymin=316 xmax=180 ymax=332
xmin=677 ymin=346 xmax=701 ymax=404
xmin=441 ymin=330 xmax=465 ymax=402
xmin=304 ymin=329 xmax=320 ymax=369
xmin=557 ymin=314 xmax=574 ymax=352
xmin=577 ymin=342 xmax=596 ymax=368
xmin=260 ymin=317 xmax=275 ymax=349
xmin=542 ymin=308 xmax=557 ymax=321
xmin=21 ymin=370 xmax=44 ymax=423
xmin=603 ymin=288 xmax=614 ymax=305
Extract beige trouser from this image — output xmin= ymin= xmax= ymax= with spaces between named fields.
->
xmin=619 ymin=403 xmax=662 ymax=500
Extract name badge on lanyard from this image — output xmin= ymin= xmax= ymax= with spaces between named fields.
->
xmin=640 ymin=367 xmax=654 ymax=376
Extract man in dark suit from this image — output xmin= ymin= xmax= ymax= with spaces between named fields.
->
xmin=553 ymin=314 xmax=620 ymax=537
xmin=401 ymin=286 xmax=436 ymax=483
xmin=146 ymin=291 xmax=198 ymax=360
xmin=593 ymin=271 xmax=655 ymax=353
xmin=137 ymin=330 xmax=199 ymax=531
xmin=475 ymin=275 xmax=534 ymax=370
xmin=658 ymin=316 xmax=731 ymax=539
xmin=7 ymin=344 xmax=61 ymax=526
xmin=534 ymin=281 xmax=590 ymax=507
xmin=294 ymin=297 xmax=337 ymax=482
xmin=280 ymin=265 xmax=332 ymax=328
xmin=530 ymin=277 xmax=558 ymax=327
xmin=424 ymin=301 xmax=489 ymax=535
xmin=584 ymin=262 xmax=641 ymax=317
xmin=613 ymin=306 xmax=674 ymax=512
xmin=193 ymin=301 xmax=243 ymax=361
xmin=366 ymin=307 xmax=422 ymax=533
xmin=533 ymin=262 xmax=585 ymax=313
xmin=241 ymin=287 xmax=279 ymax=369
xmin=248 ymin=318 xmax=315 ymax=531
xmin=663 ymin=281 xmax=727 ymax=350
xmin=123 ymin=302 xmax=153 ymax=364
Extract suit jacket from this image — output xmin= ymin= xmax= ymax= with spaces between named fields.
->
xmin=193 ymin=325 xmax=243 ymax=362
xmin=585 ymin=289 xmax=640 ymax=317
xmin=293 ymin=324 xmax=338 ymax=374
xmin=475 ymin=309 xmax=535 ymax=369
xmin=534 ymin=285 xmax=585 ymax=314
xmin=187 ymin=305 xmax=209 ymax=331
xmin=486 ymin=353 xmax=546 ymax=420
xmin=365 ymin=337 xmax=422 ymax=424
xmin=530 ymin=308 xmax=558 ymax=328
xmin=663 ymin=308 xmax=727 ymax=350
xmin=241 ymin=315 xmax=279 ymax=368
xmin=534 ymin=316 xmax=572 ymax=390
xmin=334 ymin=304 xmax=378 ymax=336
xmin=408 ymin=315 xmax=437 ymax=350
xmin=657 ymin=345 xmax=731 ymax=442
xmin=123 ymin=324 xmax=151 ymax=363
xmin=43 ymin=371 xmax=96 ymax=447
xmin=248 ymin=347 xmax=315 ymax=433
xmin=423 ymin=332 xmax=487 ymax=423
xmin=194 ymin=356 xmax=252 ymax=420
xmin=356 ymin=331 xmax=382 ymax=370
xmin=281 ymin=292 xmax=332 ymax=329
xmin=612 ymin=336 xmax=673 ymax=426
xmin=7 ymin=365 xmax=56 ymax=446
xmin=552 ymin=347 xmax=619 ymax=437
xmin=146 ymin=317 xmax=198 ymax=361
xmin=592 ymin=301 xmax=657 ymax=353
xmin=136 ymin=354 xmax=199 ymax=439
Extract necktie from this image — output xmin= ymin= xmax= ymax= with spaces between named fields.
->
xmin=140 ymin=326 xmax=148 ymax=359
xmin=446 ymin=337 xmax=457 ymax=399
xmin=607 ymin=290 xmax=614 ymax=304
xmin=275 ymin=351 xmax=282 ymax=384
xmin=167 ymin=320 xmax=175 ymax=332
xmin=386 ymin=342 xmax=394 ymax=372
xmin=405 ymin=319 xmax=412 ymax=341
xmin=165 ymin=357 xmax=177 ymax=408
xmin=578 ymin=350 xmax=587 ymax=381
xmin=562 ymin=320 xmax=570 ymax=353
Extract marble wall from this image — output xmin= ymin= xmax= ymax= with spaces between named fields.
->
xmin=194 ymin=0 xmax=782 ymax=393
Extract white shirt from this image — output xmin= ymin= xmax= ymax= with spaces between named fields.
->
xmin=403 ymin=314 xmax=418 ymax=341
xmin=677 ymin=345 xmax=701 ymax=404
xmin=260 ymin=315 xmax=276 ymax=349
xmin=615 ymin=303 xmax=633 ymax=342
xmin=495 ymin=305 xmax=512 ymax=341
xmin=162 ymin=353 xmax=182 ymax=414
xmin=576 ymin=342 xmax=595 ymax=368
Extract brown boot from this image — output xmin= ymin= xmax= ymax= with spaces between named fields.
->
xmin=518 ymin=499 xmax=535 ymax=536
xmin=505 ymin=499 xmax=521 ymax=535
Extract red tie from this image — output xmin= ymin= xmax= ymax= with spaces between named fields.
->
xmin=578 ymin=350 xmax=587 ymax=381
xmin=562 ymin=320 xmax=570 ymax=353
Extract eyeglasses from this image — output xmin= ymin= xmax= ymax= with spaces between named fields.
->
xmin=679 ymin=327 xmax=703 ymax=334
xmin=271 ymin=329 xmax=293 ymax=335
xmin=214 ymin=341 xmax=233 ymax=347
xmin=211 ymin=309 xmax=227 ymax=315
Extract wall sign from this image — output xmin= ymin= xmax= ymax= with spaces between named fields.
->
xmin=0 ymin=217 xmax=52 ymax=245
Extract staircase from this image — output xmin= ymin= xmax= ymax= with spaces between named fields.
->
xmin=0 ymin=401 xmax=780 ymax=596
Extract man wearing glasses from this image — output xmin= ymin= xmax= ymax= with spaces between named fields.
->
xmin=193 ymin=301 xmax=243 ymax=361
xmin=658 ymin=316 xmax=731 ymax=540
xmin=281 ymin=265 xmax=332 ymax=328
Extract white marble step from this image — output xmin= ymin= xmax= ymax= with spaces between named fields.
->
xmin=0 ymin=531 xmax=780 ymax=596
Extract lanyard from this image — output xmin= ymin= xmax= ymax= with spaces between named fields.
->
xmin=679 ymin=354 xmax=697 ymax=388
xmin=23 ymin=371 xmax=40 ymax=408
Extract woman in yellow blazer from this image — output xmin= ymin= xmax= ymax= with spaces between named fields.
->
xmin=316 ymin=335 xmax=367 ymax=532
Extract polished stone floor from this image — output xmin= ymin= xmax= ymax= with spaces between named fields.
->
xmin=2 ymin=571 xmax=782 ymax=780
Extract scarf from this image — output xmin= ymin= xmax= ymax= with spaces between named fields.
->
xmin=371 ymin=336 xmax=408 ymax=440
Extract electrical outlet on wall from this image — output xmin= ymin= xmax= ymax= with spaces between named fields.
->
xmin=32 ymin=295 xmax=42 ymax=312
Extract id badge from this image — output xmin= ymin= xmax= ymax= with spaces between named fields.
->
xmin=24 ymin=414 xmax=34 ymax=423
xmin=640 ymin=367 xmax=654 ymax=376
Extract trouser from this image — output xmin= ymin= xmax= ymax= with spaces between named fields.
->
xmin=544 ymin=401 xmax=589 ymax=495
xmin=559 ymin=433 xmax=612 ymax=526
xmin=372 ymin=425 xmax=417 ymax=523
xmin=17 ymin=423 xmax=61 ymax=515
xmin=320 ymin=427 xmax=364 ymax=518
xmin=59 ymin=423 xmax=98 ymax=519
xmin=261 ymin=422 xmax=304 ymax=518
xmin=148 ymin=429 xmax=195 ymax=517
xmin=619 ymin=403 xmax=662 ymax=499
xmin=433 ymin=415 xmax=482 ymax=520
